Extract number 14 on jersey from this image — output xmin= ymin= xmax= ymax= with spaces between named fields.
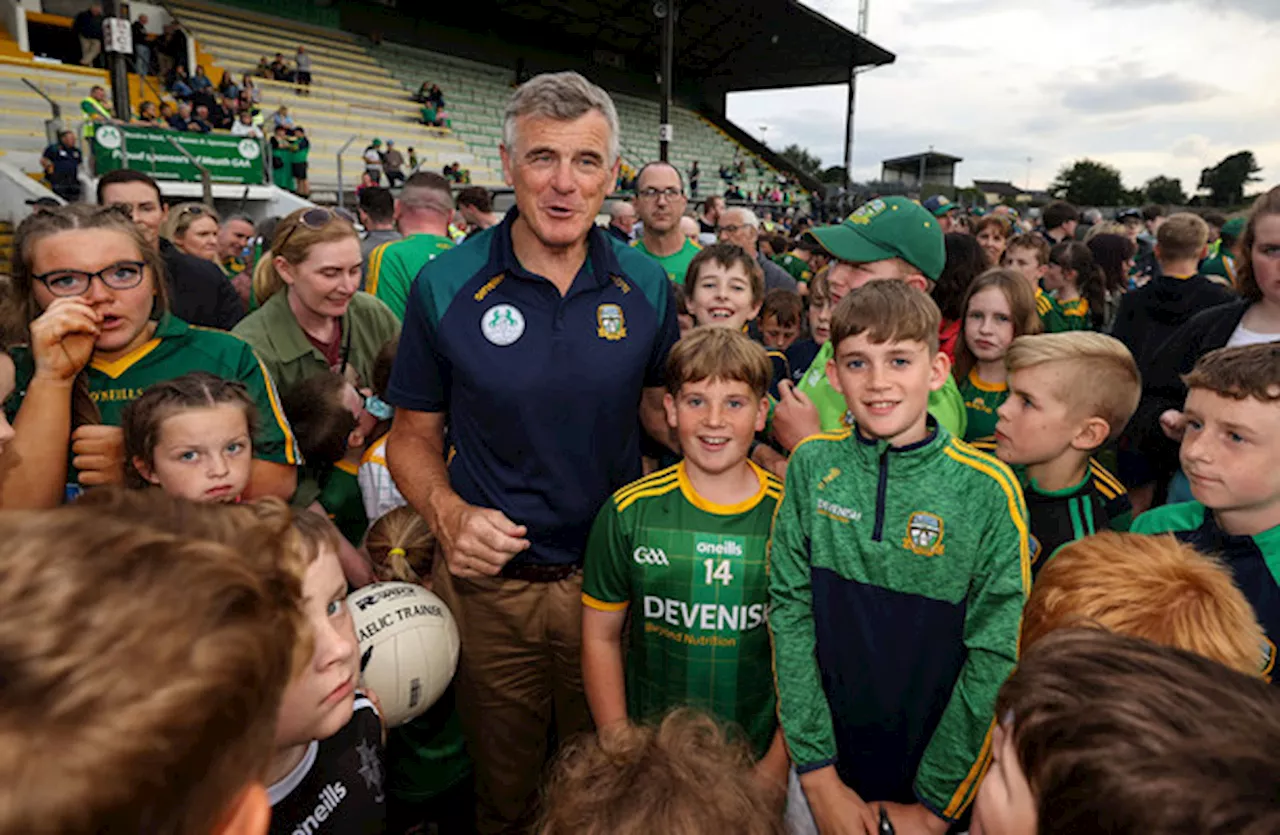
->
xmin=704 ymin=559 xmax=735 ymax=586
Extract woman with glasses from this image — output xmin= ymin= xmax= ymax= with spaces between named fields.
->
xmin=0 ymin=204 xmax=301 ymax=509
xmin=232 ymin=206 xmax=400 ymax=398
xmin=162 ymin=202 xmax=221 ymax=264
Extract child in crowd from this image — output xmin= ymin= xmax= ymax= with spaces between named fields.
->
xmin=785 ymin=267 xmax=829 ymax=384
xmin=1002 ymin=233 xmax=1068 ymax=333
xmin=781 ymin=198 xmax=967 ymax=444
xmin=122 ymin=371 xmax=257 ymax=503
xmin=974 ymin=215 xmax=1011 ymax=267
xmin=582 ymin=327 xmax=788 ymax=797
xmin=365 ymin=507 xmax=474 ymax=835
xmin=758 ymin=287 xmax=803 ymax=351
xmin=358 ymin=341 xmax=406 ymax=522
xmin=1132 ymin=343 xmax=1280 ymax=676
xmin=0 ymin=341 xmax=14 ymax=458
xmin=684 ymin=243 xmax=789 ymax=395
xmin=770 ymin=281 xmax=1028 ymax=833
xmin=283 ymin=371 xmax=386 ymax=545
xmin=539 ymin=709 xmax=784 ymax=835
xmin=1045 ymin=241 xmax=1106 ymax=331
xmin=971 ymin=629 xmax=1280 ymax=835
xmin=953 ymin=269 xmax=1042 ymax=442
xmin=1 ymin=203 xmax=299 ymax=508
xmin=1019 ymin=531 xmax=1265 ymax=673
xmin=1111 ymin=212 xmax=1234 ymax=378
xmin=0 ymin=490 xmax=304 ymax=835
xmin=993 ymin=333 xmax=1139 ymax=574
xmin=671 ymin=281 xmax=695 ymax=336
xmin=267 ymin=509 xmax=387 ymax=835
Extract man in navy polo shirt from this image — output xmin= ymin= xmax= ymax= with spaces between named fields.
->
xmin=41 ymin=130 xmax=82 ymax=203
xmin=385 ymin=70 xmax=678 ymax=834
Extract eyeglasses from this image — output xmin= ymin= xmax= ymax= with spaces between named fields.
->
xmin=33 ymin=260 xmax=147 ymax=297
xmin=717 ymin=224 xmax=748 ymax=234
xmin=637 ymin=187 xmax=684 ymax=201
xmin=273 ymin=206 xmax=356 ymax=252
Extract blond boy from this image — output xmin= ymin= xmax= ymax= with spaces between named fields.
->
xmin=992 ymin=332 xmax=1140 ymax=575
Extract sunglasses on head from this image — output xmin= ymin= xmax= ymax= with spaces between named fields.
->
xmin=274 ymin=207 xmax=357 ymax=252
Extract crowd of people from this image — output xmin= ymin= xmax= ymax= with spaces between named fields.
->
xmin=2 ymin=69 xmax=1279 ymax=835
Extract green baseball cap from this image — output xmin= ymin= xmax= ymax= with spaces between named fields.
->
xmin=1222 ymin=216 xmax=1246 ymax=238
xmin=806 ymin=196 xmax=947 ymax=281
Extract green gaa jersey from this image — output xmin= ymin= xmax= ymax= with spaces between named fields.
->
xmin=633 ymin=237 xmax=701 ymax=285
xmin=6 ymin=314 xmax=298 ymax=497
xmin=366 ymin=233 xmax=455 ymax=320
xmin=773 ymin=252 xmax=814 ymax=285
xmin=1035 ymin=289 xmax=1070 ymax=334
xmin=956 ymin=369 xmax=1008 ymax=443
xmin=318 ymin=461 xmax=369 ymax=545
xmin=582 ymin=460 xmax=783 ymax=756
xmin=1058 ymin=297 xmax=1093 ymax=331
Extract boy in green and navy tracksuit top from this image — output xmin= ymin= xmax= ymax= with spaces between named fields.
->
xmin=984 ymin=332 xmax=1141 ymax=575
xmin=1132 ymin=343 xmax=1280 ymax=682
xmin=770 ymin=281 xmax=1028 ymax=830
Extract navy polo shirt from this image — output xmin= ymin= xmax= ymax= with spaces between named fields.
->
xmin=387 ymin=210 xmax=679 ymax=566
xmin=42 ymin=144 xmax=82 ymax=185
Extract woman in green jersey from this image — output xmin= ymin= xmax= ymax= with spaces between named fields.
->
xmin=0 ymin=204 xmax=299 ymax=509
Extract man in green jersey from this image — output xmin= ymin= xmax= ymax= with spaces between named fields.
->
xmin=582 ymin=328 xmax=788 ymax=790
xmin=772 ymin=196 xmax=968 ymax=451
xmin=773 ymin=238 xmax=824 ymax=292
xmin=632 ymin=162 xmax=701 ymax=284
xmin=367 ymin=172 xmax=457 ymax=320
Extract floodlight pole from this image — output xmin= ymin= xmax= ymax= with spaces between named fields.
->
xmin=658 ymin=0 xmax=675 ymax=162
xmin=102 ymin=0 xmax=131 ymax=120
xmin=842 ymin=64 xmax=857 ymax=189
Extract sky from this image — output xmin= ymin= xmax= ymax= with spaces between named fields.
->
xmin=725 ymin=0 xmax=1278 ymax=194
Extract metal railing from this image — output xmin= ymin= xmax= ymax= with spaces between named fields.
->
xmin=22 ymin=78 xmax=62 ymax=146
xmin=164 ymin=136 xmax=212 ymax=206
xmin=335 ymin=134 xmax=356 ymax=209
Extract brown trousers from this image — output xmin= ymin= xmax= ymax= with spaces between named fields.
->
xmin=432 ymin=561 xmax=592 ymax=834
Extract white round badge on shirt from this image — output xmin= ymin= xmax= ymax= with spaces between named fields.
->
xmin=480 ymin=304 xmax=525 ymax=346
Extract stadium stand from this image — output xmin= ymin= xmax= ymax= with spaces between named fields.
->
xmin=164 ymin=0 xmax=502 ymax=194
xmin=373 ymin=43 xmax=801 ymax=202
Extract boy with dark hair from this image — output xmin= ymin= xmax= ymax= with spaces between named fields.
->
xmin=1040 ymin=201 xmax=1079 ymax=245
xmin=1002 ymin=232 xmax=1069 ymax=334
xmin=582 ymin=327 xmax=788 ymax=794
xmin=972 ymin=628 xmax=1280 ymax=835
xmin=758 ymin=287 xmax=803 ymax=351
xmin=770 ymin=281 xmax=1029 ymax=833
xmin=1019 ymin=531 xmax=1266 ymax=674
xmin=992 ymin=332 xmax=1139 ymax=573
xmin=1132 ymin=343 xmax=1280 ymax=680
xmin=773 ymin=237 xmax=823 ymax=292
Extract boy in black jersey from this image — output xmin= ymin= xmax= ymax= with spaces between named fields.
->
xmin=268 ymin=511 xmax=387 ymax=835
xmin=993 ymin=332 xmax=1140 ymax=575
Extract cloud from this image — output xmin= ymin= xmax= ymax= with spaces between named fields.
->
xmin=1099 ymin=0 xmax=1280 ymax=21
xmin=1060 ymin=73 xmax=1219 ymax=114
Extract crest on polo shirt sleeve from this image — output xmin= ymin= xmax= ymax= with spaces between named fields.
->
xmin=596 ymin=303 xmax=627 ymax=341
xmin=903 ymin=511 xmax=945 ymax=557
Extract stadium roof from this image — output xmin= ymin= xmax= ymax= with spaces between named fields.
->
xmin=427 ymin=0 xmax=896 ymax=92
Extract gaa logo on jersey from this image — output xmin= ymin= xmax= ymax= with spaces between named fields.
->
xmin=633 ymin=546 xmax=669 ymax=566
xmin=596 ymin=303 xmax=627 ymax=341
xmin=904 ymin=511 xmax=946 ymax=557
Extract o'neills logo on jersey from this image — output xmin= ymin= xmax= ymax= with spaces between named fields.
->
xmin=290 ymin=782 xmax=347 ymax=835
xmin=694 ymin=539 xmax=744 ymax=557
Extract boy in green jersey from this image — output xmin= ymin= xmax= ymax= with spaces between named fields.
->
xmin=581 ymin=327 xmax=788 ymax=794
xmin=773 ymin=197 xmax=968 ymax=451
xmin=770 ymin=281 xmax=1029 ymax=834
xmin=1132 ymin=343 xmax=1280 ymax=681
xmin=992 ymin=332 xmax=1139 ymax=575
xmin=1004 ymin=234 xmax=1071 ymax=334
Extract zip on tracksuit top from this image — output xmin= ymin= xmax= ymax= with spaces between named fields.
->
xmin=768 ymin=421 xmax=1030 ymax=822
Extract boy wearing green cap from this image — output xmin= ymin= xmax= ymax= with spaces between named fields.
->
xmin=773 ymin=197 xmax=968 ymax=453
xmin=1201 ymin=216 xmax=1244 ymax=284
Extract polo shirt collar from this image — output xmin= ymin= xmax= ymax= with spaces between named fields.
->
xmin=259 ymin=289 xmax=343 ymax=363
xmin=495 ymin=206 xmax=621 ymax=289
